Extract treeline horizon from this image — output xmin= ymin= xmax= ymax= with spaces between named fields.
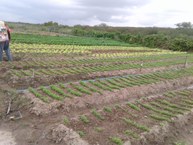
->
xmin=7 ymin=21 xmax=193 ymax=52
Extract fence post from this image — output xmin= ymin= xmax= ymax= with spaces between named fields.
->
xmin=140 ymin=62 xmax=144 ymax=72
xmin=32 ymin=69 xmax=34 ymax=78
xmin=184 ymin=55 xmax=188 ymax=68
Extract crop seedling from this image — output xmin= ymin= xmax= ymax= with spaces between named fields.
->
xmin=63 ymin=116 xmax=70 ymax=125
xmin=80 ymin=115 xmax=90 ymax=124
xmin=67 ymin=88 xmax=82 ymax=97
xmin=91 ymin=109 xmax=104 ymax=120
xmin=183 ymin=99 xmax=193 ymax=105
xmin=80 ymin=81 xmax=102 ymax=94
xmin=140 ymin=103 xmax=176 ymax=117
xmin=29 ymin=87 xmax=49 ymax=103
xmin=114 ymin=105 xmax=137 ymax=117
xmin=94 ymin=127 xmax=104 ymax=132
xmin=174 ymin=141 xmax=187 ymax=145
xmin=157 ymin=99 xmax=189 ymax=111
xmin=106 ymin=79 xmax=124 ymax=88
xmin=124 ymin=130 xmax=139 ymax=139
xmin=109 ymin=137 xmax=123 ymax=145
xmin=177 ymin=91 xmax=191 ymax=96
xmin=150 ymin=114 xmax=171 ymax=122
xmin=40 ymin=86 xmax=62 ymax=100
xmin=72 ymin=84 xmax=92 ymax=95
xmin=127 ymin=102 xmax=141 ymax=111
xmin=160 ymin=122 xmax=168 ymax=127
xmin=89 ymin=81 xmax=111 ymax=91
xmin=78 ymin=131 xmax=86 ymax=138
xmin=104 ymin=106 xmax=112 ymax=113
xmin=123 ymin=118 xmax=149 ymax=132
xmin=99 ymin=80 xmax=120 ymax=90
xmin=50 ymin=85 xmax=67 ymax=96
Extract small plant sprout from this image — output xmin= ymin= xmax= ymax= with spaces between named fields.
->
xmin=91 ymin=109 xmax=104 ymax=120
xmin=94 ymin=127 xmax=104 ymax=132
xmin=124 ymin=130 xmax=139 ymax=139
xmin=80 ymin=115 xmax=90 ymax=124
xmin=109 ymin=137 xmax=123 ymax=145
xmin=104 ymin=106 xmax=112 ymax=113
xmin=78 ymin=131 xmax=86 ymax=138
xmin=63 ymin=116 xmax=70 ymax=125
xmin=127 ymin=102 xmax=141 ymax=111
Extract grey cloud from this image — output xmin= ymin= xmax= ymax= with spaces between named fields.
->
xmin=0 ymin=0 xmax=155 ymax=26
xmin=137 ymin=10 xmax=186 ymax=27
xmin=76 ymin=0 xmax=150 ymax=8
xmin=74 ymin=0 xmax=150 ymax=23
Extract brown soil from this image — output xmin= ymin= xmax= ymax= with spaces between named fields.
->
xmin=1 ymin=81 xmax=193 ymax=145
xmin=171 ymin=119 xmax=193 ymax=145
xmin=132 ymin=108 xmax=193 ymax=145
xmin=6 ymin=63 xmax=191 ymax=89
xmin=0 ymin=130 xmax=16 ymax=145
xmin=1 ymin=57 xmax=193 ymax=145
xmin=27 ymin=76 xmax=193 ymax=116
xmin=0 ymin=55 xmax=184 ymax=71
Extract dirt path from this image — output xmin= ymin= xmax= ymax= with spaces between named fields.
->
xmin=0 ymin=80 xmax=17 ymax=145
xmin=173 ymin=120 xmax=193 ymax=145
xmin=2 ymin=77 xmax=193 ymax=145
xmin=0 ymin=130 xmax=16 ymax=145
xmin=183 ymin=133 xmax=193 ymax=145
xmin=155 ymin=110 xmax=193 ymax=145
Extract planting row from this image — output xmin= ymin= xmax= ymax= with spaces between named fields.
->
xmin=10 ymin=43 xmax=169 ymax=57
xmin=93 ymin=51 xmax=179 ymax=58
xmin=28 ymin=66 xmax=193 ymax=103
xmin=62 ymin=88 xmax=193 ymax=145
xmin=1 ymin=53 xmax=188 ymax=70
xmin=12 ymin=43 xmax=90 ymax=54
xmin=9 ymin=56 xmax=193 ymax=78
xmin=11 ymin=33 xmax=134 ymax=46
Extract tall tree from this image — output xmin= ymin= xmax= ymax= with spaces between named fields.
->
xmin=175 ymin=22 xmax=192 ymax=29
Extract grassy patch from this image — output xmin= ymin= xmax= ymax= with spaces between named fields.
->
xmin=78 ymin=131 xmax=86 ymax=138
xmin=94 ymin=127 xmax=104 ymax=132
xmin=123 ymin=118 xmax=149 ymax=132
xmin=104 ymin=106 xmax=112 ymax=113
xmin=67 ymin=88 xmax=82 ymax=97
xmin=40 ymin=86 xmax=62 ymax=100
xmin=91 ymin=109 xmax=104 ymax=120
xmin=150 ymin=114 xmax=171 ymax=122
xmin=80 ymin=115 xmax=90 ymax=124
xmin=127 ymin=102 xmax=141 ymax=111
xmin=109 ymin=137 xmax=123 ymax=145
xmin=79 ymin=81 xmax=102 ymax=94
xmin=174 ymin=141 xmax=187 ymax=145
xmin=29 ymin=87 xmax=49 ymax=102
xmin=63 ymin=116 xmax=70 ymax=125
xmin=124 ymin=130 xmax=139 ymax=139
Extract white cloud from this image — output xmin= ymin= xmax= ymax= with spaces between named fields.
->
xmin=0 ymin=0 xmax=193 ymax=27
xmin=128 ymin=0 xmax=193 ymax=27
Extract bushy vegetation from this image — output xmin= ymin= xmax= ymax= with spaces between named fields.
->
xmin=73 ymin=27 xmax=193 ymax=51
xmin=11 ymin=33 xmax=135 ymax=46
xmin=9 ymin=21 xmax=193 ymax=51
xmin=72 ymin=22 xmax=193 ymax=51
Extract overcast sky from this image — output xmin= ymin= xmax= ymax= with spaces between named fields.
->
xmin=0 ymin=0 xmax=193 ymax=27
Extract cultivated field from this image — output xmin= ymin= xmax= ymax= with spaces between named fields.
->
xmin=1 ymin=34 xmax=193 ymax=145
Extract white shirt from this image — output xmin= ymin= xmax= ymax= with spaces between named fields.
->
xmin=0 ymin=21 xmax=8 ymax=42
xmin=0 ymin=21 xmax=5 ymax=27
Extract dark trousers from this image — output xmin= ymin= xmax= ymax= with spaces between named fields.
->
xmin=0 ymin=40 xmax=12 ymax=61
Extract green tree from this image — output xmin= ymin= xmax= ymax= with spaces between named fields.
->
xmin=175 ymin=22 xmax=192 ymax=29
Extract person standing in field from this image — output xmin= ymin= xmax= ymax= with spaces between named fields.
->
xmin=0 ymin=21 xmax=12 ymax=61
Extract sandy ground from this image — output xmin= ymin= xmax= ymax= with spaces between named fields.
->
xmin=0 ymin=130 xmax=16 ymax=145
xmin=2 ymin=73 xmax=193 ymax=145
xmin=174 ymin=121 xmax=193 ymax=145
